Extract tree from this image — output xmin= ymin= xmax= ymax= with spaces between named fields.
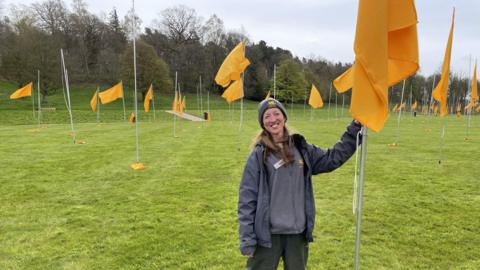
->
xmin=274 ymin=59 xmax=307 ymax=103
xmin=157 ymin=5 xmax=201 ymax=44
xmin=121 ymin=40 xmax=172 ymax=101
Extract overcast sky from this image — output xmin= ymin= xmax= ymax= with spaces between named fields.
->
xmin=4 ymin=0 xmax=480 ymax=77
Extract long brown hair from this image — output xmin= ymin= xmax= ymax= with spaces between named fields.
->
xmin=253 ymin=126 xmax=295 ymax=165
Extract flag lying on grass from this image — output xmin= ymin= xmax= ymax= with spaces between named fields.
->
xmin=10 ymin=82 xmax=33 ymax=99
xmin=99 ymin=81 xmax=123 ymax=104
xmin=432 ymin=10 xmax=455 ymax=117
xmin=308 ymin=84 xmax=324 ymax=109
xmin=333 ymin=0 xmax=419 ymax=132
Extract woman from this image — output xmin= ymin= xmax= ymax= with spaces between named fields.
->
xmin=238 ymin=98 xmax=362 ymax=270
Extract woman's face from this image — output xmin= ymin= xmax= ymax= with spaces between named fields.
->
xmin=262 ymin=107 xmax=285 ymax=138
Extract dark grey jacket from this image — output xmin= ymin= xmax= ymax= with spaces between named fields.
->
xmin=238 ymin=121 xmax=362 ymax=255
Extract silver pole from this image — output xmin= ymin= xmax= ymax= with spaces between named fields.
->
xmin=200 ymin=76 xmax=203 ymax=114
xmin=335 ymin=91 xmax=338 ymax=119
xmin=354 ymin=126 xmax=368 ymax=270
xmin=466 ymin=57 xmax=473 ymax=139
xmin=239 ymin=74 xmax=244 ymax=131
xmin=60 ymin=49 xmax=76 ymax=144
xmin=132 ymin=0 xmax=140 ymax=163
xmin=328 ymin=83 xmax=332 ymax=120
xmin=37 ymin=70 xmax=42 ymax=126
xmin=96 ymin=87 xmax=100 ymax=122
xmin=439 ymin=119 xmax=446 ymax=164
xmin=31 ymin=84 xmax=36 ymax=121
xmin=304 ymin=87 xmax=307 ymax=118
xmin=174 ymin=71 xmax=177 ymax=137
xmin=429 ymin=75 xmax=436 ymax=116
xmin=342 ymin=94 xmax=345 ymax=117
xmin=395 ymin=80 xmax=406 ymax=144
xmin=152 ymin=85 xmax=156 ymax=121
xmin=122 ymin=87 xmax=126 ymax=121
xmin=273 ymin=64 xmax=277 ymax=99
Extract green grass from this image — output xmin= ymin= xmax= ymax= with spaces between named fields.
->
xmin=1 ymin=82 xmax=479 ymax=269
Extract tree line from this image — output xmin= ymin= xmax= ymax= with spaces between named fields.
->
xmin=0 ymin=0 xmax=476 ymax=107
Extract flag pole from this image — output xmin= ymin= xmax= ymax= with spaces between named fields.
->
xmin=37 ymin=70 xmax=42 ymax=127
xmin=335 ymin=91 xmax=338 ymax=120
xmin=173 ymin=71 xmax=177 ymax=137
xmin=466 ymin=57 xmax=473 ymax=139
xmin=200 ymin=76 xmax=203 ymax=114
xmin=132 ymin=0 xmax=140 ymax=163
xmin=342 ymin=94 xmax=345 ymax=117
xmin=395 ymin=79 xmax=406 ymax=145
xmin=239 ymin=74 xmax=244 ymax=131
xmin=60 ymin=49 xmax=76 ymax=144
xmin=428 ymin=75 xmax=436 ymax=116
xmin=152 ymin=85 xmax=156 ymax=121
xmin=96 ymin=87 xmax=100 ymax=123
xmin=122 ymin=84 xmax=126 ymax=121
xmin=303 ymin=87 xmax=307 ymax=118
xmin=31 ymin=83 xmax=36 ymax=122
xmin=354 ymin=126 xmax=368 ymax=270
xmin=273 ymin=64 xmax=277 ymax=99
xmin=328 ymin=83 xmax=332 ymax=120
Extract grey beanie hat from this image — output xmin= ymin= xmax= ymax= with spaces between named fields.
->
xmin=258 ymin=98 xmax=288 ymax=128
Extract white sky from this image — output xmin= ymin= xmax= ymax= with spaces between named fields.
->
xmin=4 ymin=0 xmax=480 ymax=77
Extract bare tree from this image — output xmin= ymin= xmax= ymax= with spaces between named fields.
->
xmin=157 ymin=5 xmax=202 ymax=44
xmin=200 ymin=14 xmax=225 ymax=46
xmin=31 ymin=0 xmax=69 ymax=36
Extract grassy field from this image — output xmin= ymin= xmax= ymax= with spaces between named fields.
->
xmin=1 ymin=81 xmax=479 ymax=269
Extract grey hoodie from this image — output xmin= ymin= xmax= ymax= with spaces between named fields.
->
xmin=238 ymin=121 xmax=362 ymax=255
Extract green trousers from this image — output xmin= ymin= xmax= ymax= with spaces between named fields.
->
xmin=246 ymin=234 xmax=309 ymax=270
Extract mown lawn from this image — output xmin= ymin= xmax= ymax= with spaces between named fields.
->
xmin=1 ymin=82 xmax=479 ymax=269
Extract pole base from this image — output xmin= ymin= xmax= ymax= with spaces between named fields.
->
xmin=130 ymin=162 xmax=145 ymax=170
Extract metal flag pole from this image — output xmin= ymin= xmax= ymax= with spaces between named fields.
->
xmin=335 ymin=91 xmax=338 ymax=120
xmin=354 ymin=126 xmax=368 ymax=270
xmin=173 ymin=71 xmax=177 ymax=137
xmin=96 ymin=87 xmax=100 ymax=123
xmin=466 ymin=57 xmax=473 ymax=139
xmin=273 ymin=64 xmax=277 ymax=99
xmin=328 ymin=83 xmax=332 ymax=120
xmin=304 ymin=87 xmax=307 ymax=118
xmin=196 ymin=80 xmax=200 ymax=114
xmin=200 ymin=76 xmax=203 ymax=114
xmin=60 ymin=49 xmax=76 ymax=144
xmin=239 ymin=74 xmax=244 ymax=131
xmin=31 ymin=83 xmax=36 ymax=121
xmin=290 ymin=92 xmax=294 ymax=120
xmin=132 ymin=0 xmax=140 ymax=163
xmin=122 ymin=83 xmax=126 ymax=121
xmin=152 ymin=85 xmax=156 ymax=121
xmin=428 ymin=75 xmax=436 ymax=116
xmin=342 ymin=94 xmax=345 ymax=117
xmin=37 ymin=70 xmax=42 ymax=126
xmin=395 ymin=79 xmax=406 ymax=145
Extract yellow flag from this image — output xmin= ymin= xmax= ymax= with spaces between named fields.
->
xmin=333 ymin=0 xmax=419 ymax=132
xmin=99 ymin=81 xmax=123 ymax=104
xmin=411 ymin=101 xmax=417 ymax=111
xmin=181 ymin=95 xmax=186 ymax=113
xmin=144 ymin=84 xmax=153 ymax=112
xmin=221 ymin=79 xmax=244 ymax=104
xmin=10 ymin=82 xmax=33 ymax=99
xmin=129 ymin=112 xmax=135 ymax=123
xmin=90 ymin=90 xmax=98 ymax=112
xmin=400 ymin=102 xmax=406 ymax=110
xmin=265 ymin=90 xmax=271 ymax=100
xmin=476 ymin=105 xmax=480 ymax=113
xmin=432 ymin=10 xmax=455 ymax=117
xmin=392 ymin=104 xmax=399 ymax=112
xmin=172 ymin=91 xmax=179 ymax=112
xmin=466 ymin=62 xmax=478 ymax=110
xmin=308 ymin=84 xmax=324 ymax=108
xmin=215 ymin=42 xmax=250 ymax=87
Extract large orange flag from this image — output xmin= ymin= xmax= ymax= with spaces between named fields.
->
xmin=411 ymin=101 xmax=418 ymax=111
xmin=144 ymin=84 xmax=153 ymax=112
xmin=90 ymin=90 xmax=98 ymax=112
xmin=432 ymin=10 xmax=455 ymax=117
xmin=99 ymin=81 xmax=123 ymax=104
xmin=215 ymin=42 xmax=250 ymax=87
xmin=333 ymin=0 xmax=419 ymax=132
xmin=308 ymin=84 xmax=324 ymax=108
xmin=10 ymin=82 xmax=33 ymax=99
xmin=221 ymin=79 xmax=244 ymax=104
xmin=172 ymin=91 xmax=179 ymax=112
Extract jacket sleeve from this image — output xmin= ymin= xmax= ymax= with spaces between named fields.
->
xmin=307 ymin=120 xmax=362 ymax=175
xmin=238 ymin=150 xmax=260 ymax=254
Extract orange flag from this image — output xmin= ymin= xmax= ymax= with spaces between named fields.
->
xmin=172 ymin=91 xmax=179 ymax=112
xmin=465 ymin=62 xmax=478 ymax=110
xmin=99 ymin=81 xmax=123 ymax=104
xmin=129 ymin=112 xmax=136 ymax=123
xmin=90 ymin=90 xmax=98 ymax=112
xmin=221 ymin=79 xmax=244 ymax=104
xmin=308 ymin=84 xmax=324 ymax=108
xmin=411 ymin=101 xmax=418 ymax=111
xmin=333 ymin=0 xmax=419 ymax=132
xmin=215 ymin=42 xmax=250 ymax=87
xmin=180 ymin=95 xmax=186 ymax=113
xmin=144 ymin=84 xmax=153 ymax=112
xmin=10 ymin=82 xmax=33 ymax=99
xmin=432 ymin=10 xmax=455 ymax=117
